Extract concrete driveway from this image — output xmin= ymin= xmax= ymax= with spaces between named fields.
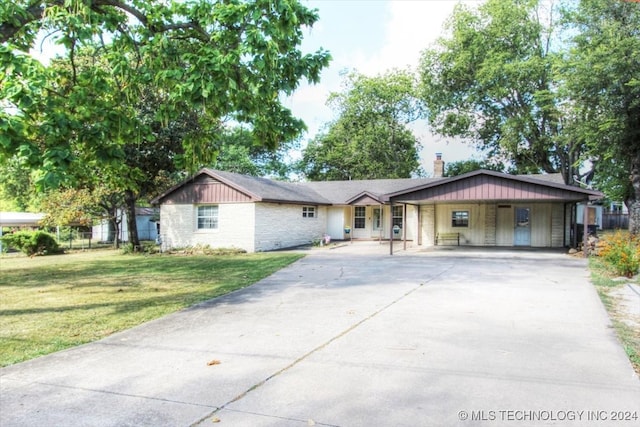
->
xmin=1 ymin=243 xmax=639 ymax=426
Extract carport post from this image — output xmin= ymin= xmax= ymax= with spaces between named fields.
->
xmin=583 ymin=201 xmax=589 ymax=258
xmin=389 ymin=200 xmax=394 ymax=255
xmin=403 ymin=203 xmax=407 ymax=251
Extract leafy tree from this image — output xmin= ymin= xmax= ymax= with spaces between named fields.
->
xmin=418 ymin=0 xmax=581 ymax=183
xmin=39 ymin=188 xmax=100 ymax=227
xmin=1 ymin=0 xmax=329 ymax=182
xmin=0 ymin=157 xmax=41 ymax=211
xmin=211 ymin=127 xmax=296 ymax=179
xmin=561 ymin=0 xmax=640 ymax=234
xmin=298 ymin=70 xmax=423 ymax=180
xmin=444 ymin=159 xmax=506 ymax=177
xmin=1 ymin=0 xmax=329 ymax=249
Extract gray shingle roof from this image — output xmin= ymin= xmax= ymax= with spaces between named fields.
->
xmin=518 ymin=173 xmax=565 ymax=185
xmin=300 ymin=177 xmax=441 ymax=204
xmin=153 ymin=169 xmax=599 ymax=206
xmin=210 ymin=170 xmax=445 ymax=204
xmin=210 ymin=169 xmax=332 ymax=204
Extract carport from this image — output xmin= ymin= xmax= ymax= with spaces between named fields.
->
xmin=384 ymin=170 xmax=603 ymax=255
xmin=0 ymin=212 xmax=45 ymax=252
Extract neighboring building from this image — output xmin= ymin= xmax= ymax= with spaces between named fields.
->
xmin=151 ymin=160 xmax=603 ymax=253
xmin=92 ymin=207 xmax=159 ymax=243
xmin=576 ymin=203 xmax=603 ymax=231
xmin=0 ymin=212 xmax=46 ymax=252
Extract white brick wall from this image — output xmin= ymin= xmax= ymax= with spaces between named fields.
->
xmin=160 ymin=202 xmax=328 ymax=252
xmin=254 ymin=203 xmax=326 ymax=251
xmin=160 ymin=203 xmax=256 ymax=252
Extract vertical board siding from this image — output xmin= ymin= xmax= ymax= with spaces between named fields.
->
xmin=435 ymin=203 xmax=486 ymax=245
xmin=531 ymin=204 xmax=552 ymax=247
xmin=552 ymin=204 xmax=565 ymax=247
xmin=421 ymin=205 xmax=436 ymax=247
xmin=496 ymin=205 xmax=514 ymax=246
xmin=398 ymin=175 xmax=585 ymax=202
xmin=484 ymin=204 xmax=497 ymax=245
xmin=162 ymin=177 xmax=254 ymax=204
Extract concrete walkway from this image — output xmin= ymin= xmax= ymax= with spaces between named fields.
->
xmin=1 ymin=243 xmax=639 ymax=426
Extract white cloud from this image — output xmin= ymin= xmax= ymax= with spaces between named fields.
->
xmin=356 ymin=1 xmax=457 ymax=75
xmin=287 ymin=1 xmax=487 ymax=170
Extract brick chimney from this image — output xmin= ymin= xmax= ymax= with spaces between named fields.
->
xmin=434 ymin=153 xmax=445 ymax=178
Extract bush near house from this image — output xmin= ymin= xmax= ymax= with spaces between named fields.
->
xmin=597 ymin=231 xmax=640 ymax=278
xmin=1 ymin=231 xmax=61 ymax=256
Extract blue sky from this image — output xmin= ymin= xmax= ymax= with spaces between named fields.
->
xmin=31 ymin=1 xmax=485 ymax=174
xmin=286 ymin=0 xmax=486 ymax=174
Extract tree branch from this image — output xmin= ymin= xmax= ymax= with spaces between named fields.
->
xmin=0 ymin=2 xmax=48 ymax=44
xmin=1 ymin=0 xmax=210 ymax=46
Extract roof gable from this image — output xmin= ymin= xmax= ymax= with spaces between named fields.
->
xmin=152 ymin=171 xmax=258 ymax=205
xmin=345 ymin=191 xmax=385 ymax=205
xmin=384 ymin=170 xmax=602 ymax=203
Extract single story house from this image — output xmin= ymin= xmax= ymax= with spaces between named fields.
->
xmin=92 ymin=207 xmax=160 ymax=243
xmin=151 ymin=160 xmax=603 ymax=253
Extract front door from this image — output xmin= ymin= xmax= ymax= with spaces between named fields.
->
xmin=372 ymin=207 xmax=384 ymax=238
xmin=514 ymin=207 xmax=531 ymax=246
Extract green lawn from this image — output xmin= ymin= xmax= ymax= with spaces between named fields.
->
xmin=589 ymin=256 xmax=640 ymax=374
xmin=0 ymin=250 xmax=304 ymax=367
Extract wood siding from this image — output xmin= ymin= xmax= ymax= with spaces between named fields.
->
xmin=435 ymin=204 xmax=486 ymax=245
xmin=434 ymin=202 xmax=566 ymax=247
xmin=420 ymin=205 xmax=435 ymax=247
xmin=396 ymin=175 xmax=590 ymax=203
xmin=484 ymin=204 xmax=497 ymax=245
xmin=161 ymin=176 xmax=254 ymax=204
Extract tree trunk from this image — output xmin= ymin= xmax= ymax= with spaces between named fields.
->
xmin=629 ymin=156 xmax=640 ymax=236
xmin=124 ymin=190 xmax=141 ymax=251
xmin=111 ymin=217 xmax=121 ymax=249
xmin=105 ymin=206 xmax=119 ymax=249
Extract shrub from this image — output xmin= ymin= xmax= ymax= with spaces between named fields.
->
xmin=1 ymin=231 xmax=61 ymax=256
xmin=598 ymin=231 xmax=640 ymax=278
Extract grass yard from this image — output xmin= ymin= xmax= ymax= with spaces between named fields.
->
xmin=0 ymin=250 xmax=304 ymax=367
xmin=589 ymin=256 xmax=640 ymax=375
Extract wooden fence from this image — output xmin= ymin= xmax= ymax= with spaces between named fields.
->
xmin=602 ymin=213 xmax=629 ymax=230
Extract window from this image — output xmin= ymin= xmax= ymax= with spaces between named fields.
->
xmin=373 ymin=208 xmax=383 ymax=230
xmin=392 ymin=205 xmax=403 ymax=229
xmin=452 ymin=210 xmax=469 ymax=228
xmin=302 ymin=206 xmax=316 ymax=218
xmin=354 ymin=206 xmax=366 ymax=229
xmin=197 ymin=205 xmax=218 ymax=229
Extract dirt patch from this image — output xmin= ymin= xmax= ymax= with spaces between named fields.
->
xmin=609 ymin=282 xmax=640 ymax=330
